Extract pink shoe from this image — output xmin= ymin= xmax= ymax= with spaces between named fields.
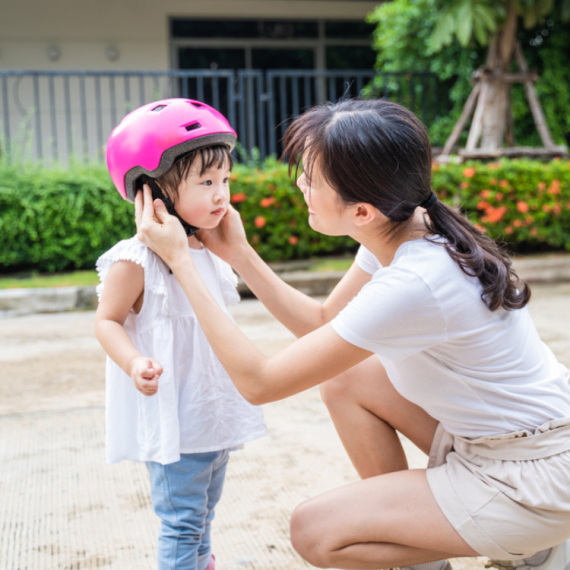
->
xmin=206 ymin=554 xmax=216 ymax=570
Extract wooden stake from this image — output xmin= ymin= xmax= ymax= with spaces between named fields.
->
xmin=441 ymin=82 xmax=481 ymax=156
xmin=513 ymin=42 xmax=555 ymax=149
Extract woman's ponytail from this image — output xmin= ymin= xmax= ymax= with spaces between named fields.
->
xmin=424 ymin=199 xmax=530 ymax=311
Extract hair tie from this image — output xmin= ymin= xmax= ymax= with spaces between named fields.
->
xmin=419 ymin=190 xmax=438 ymax=209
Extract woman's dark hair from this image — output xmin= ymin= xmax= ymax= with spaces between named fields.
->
xmin=283 ymin=99 xmax=530 ymax=311
xmin=155 ymin=144 xmax=233 ymax=204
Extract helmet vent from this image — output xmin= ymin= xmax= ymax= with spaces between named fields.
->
xmin=184 ymin=122 xmax=201 ymax=132
xmin=191 ymin=102 xmax=204 ymax=108
xmin=150 ymin=105 xmax=167 ymax=113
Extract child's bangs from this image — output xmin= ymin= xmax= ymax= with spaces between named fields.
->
xmin=198 ymin=145 xmax=233 ymax=175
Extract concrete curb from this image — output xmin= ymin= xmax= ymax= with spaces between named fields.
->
xmin=1 ymin=253 xmax=570 ymax=316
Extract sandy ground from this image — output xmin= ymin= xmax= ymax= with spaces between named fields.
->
xmin=1 ymin=284 xmax=569 ymax=570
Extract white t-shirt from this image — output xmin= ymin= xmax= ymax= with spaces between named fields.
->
xmin=97 ymin=237 xmax=266 ymax=465
xmin=332 ymin=241 xmax=570 ymax=438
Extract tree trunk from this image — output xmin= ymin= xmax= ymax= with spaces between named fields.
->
xmin=469 ymin=1 xmax=518 ymax=150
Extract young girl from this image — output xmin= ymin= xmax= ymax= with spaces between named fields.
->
xmin=135 ymin=98 xmax=570 ymax=570
xmin=95 ymin=98 xmax=266 ymax=570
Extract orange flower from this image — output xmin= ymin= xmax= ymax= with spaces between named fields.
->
xmin=549 ymin=180 xmax=561 ymax=195
xmin=525 ymin=216 xmax=533 ymax=225
xmin=460 ymin=181 xmax=469 ymax=189
xmin=231 ymin=193 xmax=247 ymax=203
xmin=481 ymin=206 xmax=507 ymax=223
xmin=462 ymin=167 xmax=476 ymax=178
xmin=542 ymin=204 xmax=551 ymax=213
xmin=553 ymin=203 xmax=562 ymax=215
xmin=488 ymin=206 xmax=508 ymax=223
xmin=260 ymin=196 xmax=276 ymax=208
xmin=288 ymin=236 xmax=299 ymax=245
xmin=254 ymin=216 xmax=266 ymax=228
xmin=480 ymin=189 xmax=492 ymax=199
xmin=567 ymin=203 xmax=570 ymax=210
xmin=530 ymin=228 xmax=538 ymax=237
xmin=513 ymin=219 xmax=523 ymax=228
xmin=251 ymin=235 xmax=260 ymax=244
xmin=499 ymin=179 xmax=509 ymax=188
xmin=504 ymin=226 xmax=513 ymax=235
xmin=496 ymin=192 xmax=504 ymax=201
xmin=538 ymin=181 xmax=546 ymax=192
xmin=490 ymin=178 xmax=498 ymax=186
xmin=517 ymin=201 xmax=529 ymax=213
xmin=475 ymin=224 xmax=487 ymax=233
xmin=477 ymin=201 xmax=490 ymax=211
xmin=488 ymin=161 xmax=501 ymax=170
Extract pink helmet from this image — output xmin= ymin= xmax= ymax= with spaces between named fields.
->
xmin=107 ymin=98 xmax=237 ymax=203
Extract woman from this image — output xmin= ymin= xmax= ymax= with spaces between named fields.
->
xmin=135 ymin=99 xmax=570 ymax=570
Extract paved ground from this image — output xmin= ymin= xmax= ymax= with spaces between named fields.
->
xmin=1 ymin=284 xmax=569 ymax=570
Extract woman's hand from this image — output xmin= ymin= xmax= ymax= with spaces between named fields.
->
xmin=135 ymin=184 xmax=190 ymax=268
xmin=197 ymin=205 xmax=250 ymax=265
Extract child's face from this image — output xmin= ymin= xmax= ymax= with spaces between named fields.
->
xmin=175 ymin=155 xmax=231 ymax=230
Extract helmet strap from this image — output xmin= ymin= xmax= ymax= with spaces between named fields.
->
xmin=138 ymin=176 xmax=199 ymax=237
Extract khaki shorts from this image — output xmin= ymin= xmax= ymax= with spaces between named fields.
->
xmin=426 ymin=417 xmax=570 ymax=560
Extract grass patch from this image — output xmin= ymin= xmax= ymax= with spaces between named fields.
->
xmin=309 ymin=257 xmax=353 ymax=272
xmin=0 ymin=256 xmax=353 ymax=290
xmin=0 ymin=270 xmax=99 ymax=289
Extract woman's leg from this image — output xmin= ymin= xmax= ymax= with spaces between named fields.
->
xmin=290 ymin=469 xmax=480 ymax=569
xmin=320 ymin=356 xmax=438 ymax=478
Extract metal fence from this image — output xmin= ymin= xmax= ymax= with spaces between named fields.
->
xmin=0 ymin=69 xmax=448 ymax=165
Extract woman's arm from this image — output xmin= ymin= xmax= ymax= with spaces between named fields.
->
xmin=136 ymin=188 xmax=372 ymax=404
xmin=199 ymin=206 xmax=372 ymax=337
xmin=94 ymin=260 xmax=162 ymax=395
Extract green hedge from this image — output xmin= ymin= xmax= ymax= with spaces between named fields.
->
xmin=1 ymin=157 xmax=569 ymax=273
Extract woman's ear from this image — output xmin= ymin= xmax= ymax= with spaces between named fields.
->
xmin=353 ymin=203 xmax=377 ymax=227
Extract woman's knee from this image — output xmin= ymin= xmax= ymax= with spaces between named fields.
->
xmin=319 ymin=368 xmax=358 ymax=409
xmin=290 ymin=500 xmax=332 ymax=568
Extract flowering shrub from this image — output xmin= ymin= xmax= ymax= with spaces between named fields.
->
xmin=0 ymin=157 xmax=569 ymax=273
xmin=432 ymin=159 xmax=570 ymax=252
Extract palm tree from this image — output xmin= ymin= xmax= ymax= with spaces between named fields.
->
xmin=433 ymin=0 xmax=569 ymax=158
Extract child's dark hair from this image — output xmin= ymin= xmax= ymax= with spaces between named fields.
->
xmin=155 ymin=144 xmax=233 ymax=203
xmin=283 ymin=99 xmax=530 ymax=311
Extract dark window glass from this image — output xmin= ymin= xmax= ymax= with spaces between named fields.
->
xmin=326 ymin=45 xmax=376 ymax=69
xmin=252 ymin=48 xmax=315 ymax=70
xmin=172 ymin=19 xmax=319 ymax=39
xmin=178 ymin=48 xmax=246 ymax=70
xmin=324 ymin=21 xmax=374 ymax=39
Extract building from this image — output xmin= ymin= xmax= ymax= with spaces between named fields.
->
xmin=0 ymin=0 xmax=380 ymax=162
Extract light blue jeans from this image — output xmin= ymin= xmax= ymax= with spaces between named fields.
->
xmin=146 ymin=450 xmax=230 ymax=570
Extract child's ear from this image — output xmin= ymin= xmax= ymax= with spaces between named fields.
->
xmin=353 ymin=203 xmax=377 ymax=226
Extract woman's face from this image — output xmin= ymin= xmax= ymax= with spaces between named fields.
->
xmin=296 ymin=157 xmax=350 ymax=237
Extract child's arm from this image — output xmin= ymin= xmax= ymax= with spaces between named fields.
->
xmin=95 ymin=260 xmax=162 ymax=396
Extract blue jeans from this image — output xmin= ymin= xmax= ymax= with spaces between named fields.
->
xmin=146 ymin=450 xmax=230 ymax=570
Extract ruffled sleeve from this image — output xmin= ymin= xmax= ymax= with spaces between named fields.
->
xmin=95 ymin=236 xmax=168 ymax=310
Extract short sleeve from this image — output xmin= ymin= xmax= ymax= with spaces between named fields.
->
xmin=331 ymin=268 xmax=448 ymax=361
xmin=355 ymin=245 xmax=382 ymax=275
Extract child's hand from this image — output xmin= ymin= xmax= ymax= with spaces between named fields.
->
xmin=128 ymin=356 xmax=163 ymax=396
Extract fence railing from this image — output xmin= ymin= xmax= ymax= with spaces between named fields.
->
xmin=0 ymin=69 xmax=448 ymax=164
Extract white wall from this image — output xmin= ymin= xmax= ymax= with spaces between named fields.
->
xmin=0 ymin=0 xmax=378 ymax=70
